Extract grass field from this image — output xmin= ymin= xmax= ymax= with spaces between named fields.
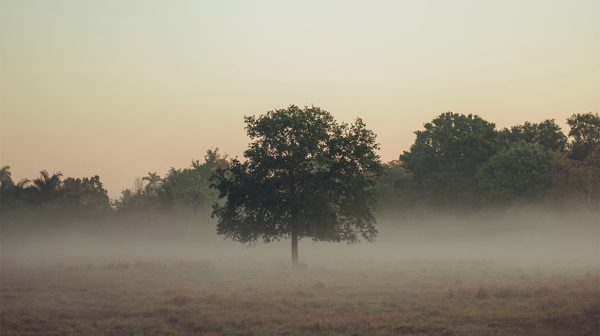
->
xmin=1 ymin=258 xmax=598 ymax=336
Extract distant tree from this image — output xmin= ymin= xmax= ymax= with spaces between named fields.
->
xmin=400 ymin=112 xmax=497 ymax=204
xmin=159 ymin=148 xmax=228 ymax=212
xmin=375 ymin=160 xmax=417 ymax=208
xmin=1 ymin=167 xmax=112 ymax=216
xmin=32 ymin=170 xmax=63 ymax=204
xmin=567 ymin=112 xmax=600 ymax=160
xmin=581 ymin=146 xmax=600 ymax=208
xmin=477 ymin=143 xmax=553 ymax=203
xmin=211 ymin=105 xmax=383 ymax=266
xmin=14 ymin=179 xmax=35 ymax=208
xmin=0 ymin=166 xmax=16 ymax=212
xmin=552 ymin=146 xmax=600 ymax=208
xmin=114 ymin=177 xmax=158 ymax=214
xmin=498 ymin=119 xmax=568 ymax=152
xmin=115 ymin=188 xmax=137 ymax=210
xmin=132 ymin=178 xmax=142 ymax=194
xmin=536 ymin=119 xmax=569 ymax=152
xmin=61 ymin=175 xmax=110 ymax=212
xmin=0 ymin=166 xmax=14 ymax=189
xmin=142 ymin=172 xmax=162 ymax=195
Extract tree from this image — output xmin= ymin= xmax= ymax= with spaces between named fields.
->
xmin=400 ymin=112 xmax=497 ymax=204
xmin=159 ymin=148 xmax=228 ymax=212
xmin=61 ymin=175 xmax=110 ymax=212
xmin=375 ymin=160 xmax=417 ymax=209
xmin=580 ymin=146 xmax=600 ymax=208
xmin=536 ymin=119 xmax=569 ymax=152
xmin=0 ymin=166 xmax=16 ymax=212
xmin=211 ymin=105 xmax=383 ymax=266
xmin=32 ymin=170 xmax=63 ymax=204
xmin=552 ymin=146 xmax=600 ymax=208
xmin=498 ymin=119 xmax=567 ymax=152
xmin=477 ymin=142 xmax=553 ymax=203
xmin=114 ymin=177 xmax=159 ymax=214
xmin=0 ymin=166 xmax=36 ymax=213
xmin=142 ymin=172 xmax=162 ymax=195
xmin=567 ymin=112 xmax=600 ymax=160
xmin=0 ymin=166 xmax=14 ymax=189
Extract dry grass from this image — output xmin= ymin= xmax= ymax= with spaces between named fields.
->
xmin=1 ymin=260 xmax=598 ymax=336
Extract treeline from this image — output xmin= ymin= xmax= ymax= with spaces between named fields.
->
xmin=380 ymin=112 xmax=599 ymax=209
xmin=0 ymin=149 xmax=227 ymax=223
xmin=1 ymin=111 xmax=599 ymax=223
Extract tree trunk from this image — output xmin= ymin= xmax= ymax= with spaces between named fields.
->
xmin=291 ymin=224 xmax=299 ymax=267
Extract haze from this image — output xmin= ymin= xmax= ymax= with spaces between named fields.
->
xmin=2 ymin=0 xmax=599 ymax=196
xmin=2 ymin=207 xmax=598 ymax=268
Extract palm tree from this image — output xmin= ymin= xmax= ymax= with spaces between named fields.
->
xmin=33 ymin=170 xmax=63 ymax=201
xmin=142 ymin=172 xmax=161 ymax=192
xmin=0 ymin=166 xmax=14 ymax=189
xmin=16 ymin=179 xmax=31 ymax=189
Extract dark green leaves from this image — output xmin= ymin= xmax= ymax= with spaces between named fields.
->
xmin=567 ymin=113 xmax=600 ymax=160
xmin=400 ymin=112 xmax=497 ymax=204
xmin=212 ymin=105 xmax=383 ymax=244
xmin=477 ymin=143 xmax=553 ymax=203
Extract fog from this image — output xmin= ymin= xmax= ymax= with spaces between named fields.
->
xmin=2 ymin=206 xmax=598 ymax=272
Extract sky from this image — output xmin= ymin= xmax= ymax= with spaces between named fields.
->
xmin=1 ymin=0 xmax=599 ymax=197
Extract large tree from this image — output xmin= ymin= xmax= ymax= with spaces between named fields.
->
xmin=0 ymin=166 xmax=13 ymax=189
xmin=32 ymin=170 xmax=63 ymax=204
xmin=567 ymin=112 xmax=600 ymax=160
xmin=159 ymin=148 xmax=228 ymax=212
xmin=61 ymin=175 xmax=110 ymax=212
xmin=400 ymin=112 xmax=497 ymax=204
xmin=0 ymin=166 xmax=16 ymax=212
xmin=477 ymin=142 xmax=553 ymax=204
xmin=498 ymin=119 xmax=568 ymax=152
xmin=142 ymin=172 xmax=162 ymax=195
xmin=211 ymin=105 xmax=383 ymax=266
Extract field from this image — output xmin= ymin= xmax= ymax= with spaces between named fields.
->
xmin=1 ymin=259 xmax=598 ymax=336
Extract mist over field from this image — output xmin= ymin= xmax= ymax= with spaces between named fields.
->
xmin=2 ymin=206 xmax=598 ymax=268
xmin=2 ymin=206 xmax=599 ymax=336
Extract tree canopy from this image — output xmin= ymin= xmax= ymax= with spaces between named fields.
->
xmin=567 ymin=112 xmax=600 ymax=160
xmin=477 ymin=142 xmax=553 ymax=203
xmin=498 ymin=119 xmax=568 ymax=152
xmin=211 ymin=105 xmax=383 ymax=265
xmin=395 ymin=112 xmax=600 ymax=208
xmin=2 ymin=110 xmax=599 ymax=231
xmin=0 ymin=167 xmax=110 ymax=216
xmin=158 ymin=149 xmax=228 ymax=212
xmin=400 ymin=112 xmax=497 ymax=204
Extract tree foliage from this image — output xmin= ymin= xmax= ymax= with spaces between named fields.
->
xmin=159 ymin=149 xmax=228 ymax=211
xmin=400 ymin=112 xmax=497 ymax=204
xmin=392 ymin=112 xmax=600 ymax=208
xmin=477 ymin=143 xmax=553 ymax=203
xmin=211 ymin=105 xmax=383 ymax=253
xmin=61 ymin=176 xmax=110 ymax=211
xmin=498 ymin=119 xmax=567 ymax=152
xmin=551 ymin=147 xmax=600 ymax=208
xmin=2 ymin=110 xmax=599 ymax=225
xmin=0 ymin=167 xmax=110 ymax=216
xmin=567 ymin=112 xmax=600 ymax=160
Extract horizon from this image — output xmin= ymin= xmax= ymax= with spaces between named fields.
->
xmin=0 ymin=108 xmax=594 ymax=199
xmin=2 ymin=0 xmax=599 ymax=197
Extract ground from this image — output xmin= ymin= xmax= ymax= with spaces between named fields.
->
xmin=1 ymin=259 xmax=598 ymax=336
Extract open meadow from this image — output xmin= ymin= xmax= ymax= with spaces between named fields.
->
xmin=2 ymin=208 xmax=599 ymax=336
xmin=1 ymin=258 xmax=599 ymax=336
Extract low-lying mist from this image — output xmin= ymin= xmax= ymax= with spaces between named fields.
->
xmin=2 ymin=206 xmax=598 ymax=271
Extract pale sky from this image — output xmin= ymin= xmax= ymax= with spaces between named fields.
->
xmin=1 ymin=0 xmax=599 ymax=197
